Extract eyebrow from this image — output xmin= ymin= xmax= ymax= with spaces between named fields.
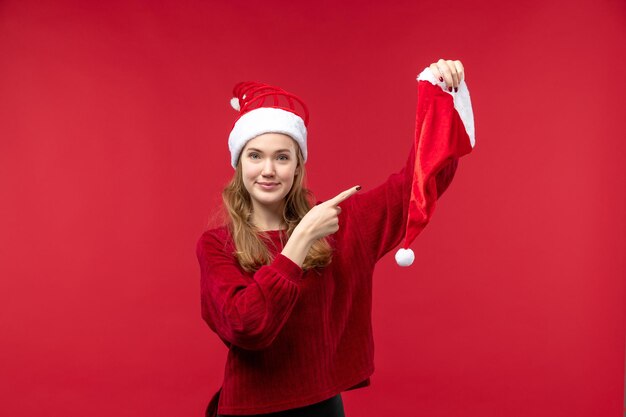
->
xmin=246 ymin=148 xmax=292 ymax=154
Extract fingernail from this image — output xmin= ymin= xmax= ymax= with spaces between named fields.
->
xmin=454 ymin=87 xmax=458 ymax=92
xmin=356 ymin=186 xmax=361 ymax=191
xmin=438 ymin=77 xmax=443 ymax=82
xmin=448 ymin=87 xmax=452 ymax=92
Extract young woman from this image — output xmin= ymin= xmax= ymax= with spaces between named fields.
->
xmin=197 ymin=59 xmax=472 ymax=417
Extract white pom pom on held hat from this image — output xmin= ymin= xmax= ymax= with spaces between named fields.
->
xmin=394 ymin=248 xmax=415 ymax=267
xmin=227 ymin=81 xmax=309 ymax=169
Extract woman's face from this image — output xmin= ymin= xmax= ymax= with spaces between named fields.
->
xmin=240 ymin=132 xmax=300 ymax=212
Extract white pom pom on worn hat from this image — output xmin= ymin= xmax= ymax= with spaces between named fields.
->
xmin=230 ymin=97 xmax=240 ymax=111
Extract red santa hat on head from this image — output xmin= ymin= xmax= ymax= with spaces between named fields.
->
xmin=394 ymin=67 xmax=476 ymax=267
xmin=228 ymin=81 xmax=309 ymax=169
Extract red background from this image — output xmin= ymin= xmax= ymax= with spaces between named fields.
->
xmin=1 ymin=1 xmax=625 ymax=416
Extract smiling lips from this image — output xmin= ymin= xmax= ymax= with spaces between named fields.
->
xmin=256 ymin=182 xmax=280 ymax=190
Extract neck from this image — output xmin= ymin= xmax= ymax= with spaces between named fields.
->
xmin=250 ymin=201 xmax=286 ymax=231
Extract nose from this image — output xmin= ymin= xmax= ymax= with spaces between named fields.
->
xmin=261 ymin=158 xmax=275 ymax=177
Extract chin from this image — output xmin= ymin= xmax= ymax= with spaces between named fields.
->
xmin=246 ymin=187 xmax=283 ymax=205
xmin=253 ymin=193 xmax=286 ymax=206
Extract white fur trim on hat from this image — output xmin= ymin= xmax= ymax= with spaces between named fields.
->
xmin=417 ymin=67 xmax=475 ymax=149
xmin=228 ymin=107 xmax=308 ymax=169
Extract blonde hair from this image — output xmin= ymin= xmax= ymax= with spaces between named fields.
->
xmin=221 ymin=146 xmax=333 ymax=272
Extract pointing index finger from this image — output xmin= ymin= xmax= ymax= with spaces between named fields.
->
xmin=327 ymin=185 xmax=361 ymax=206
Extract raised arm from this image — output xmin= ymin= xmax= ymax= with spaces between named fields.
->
xmin=196 ymin=229 xmax=304 ymax=351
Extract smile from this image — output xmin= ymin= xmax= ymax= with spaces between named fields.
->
xmin=256 ymin=182 xmax=280 ymax=190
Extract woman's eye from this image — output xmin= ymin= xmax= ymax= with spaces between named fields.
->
xmin=248 ymin=153 xmax=288 ymax=160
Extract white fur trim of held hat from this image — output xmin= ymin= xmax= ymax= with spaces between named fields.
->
xmin=228 ymin=107 xmax=308 ymax=169
xmin=417 ymin=67 xmax=475 ymax=149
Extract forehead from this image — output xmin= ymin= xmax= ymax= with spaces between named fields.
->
xmin=244 ymin=133 xmax=296 ymax=152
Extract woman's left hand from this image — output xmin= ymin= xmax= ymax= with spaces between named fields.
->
xmin=429 ymin=59 xmax=465 ymax=92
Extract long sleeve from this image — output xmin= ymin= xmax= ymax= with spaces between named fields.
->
xmin=196 ymin=229 xmax=304 ymax=351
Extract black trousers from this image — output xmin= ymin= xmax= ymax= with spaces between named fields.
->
xmin=217 ymin=394 xmax=345 ymax=417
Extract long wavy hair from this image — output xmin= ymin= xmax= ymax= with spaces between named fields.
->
xmin=221 ymin=145 xmax=333 ymax=272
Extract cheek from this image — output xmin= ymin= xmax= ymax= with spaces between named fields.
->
xmin=282 ymin=166 xmax=297 ymax=182
xmin=241 ymin=164 xmax=258 ymax=181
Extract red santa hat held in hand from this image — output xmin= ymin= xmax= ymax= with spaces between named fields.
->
xmin=228 ymin=81 xmax=309 ymax=168
xmin=394 ymin=67 xmax=476 ymax=267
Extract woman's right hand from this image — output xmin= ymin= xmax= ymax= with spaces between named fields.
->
xmin=295 ymin=185 xmax=361 ymax=242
